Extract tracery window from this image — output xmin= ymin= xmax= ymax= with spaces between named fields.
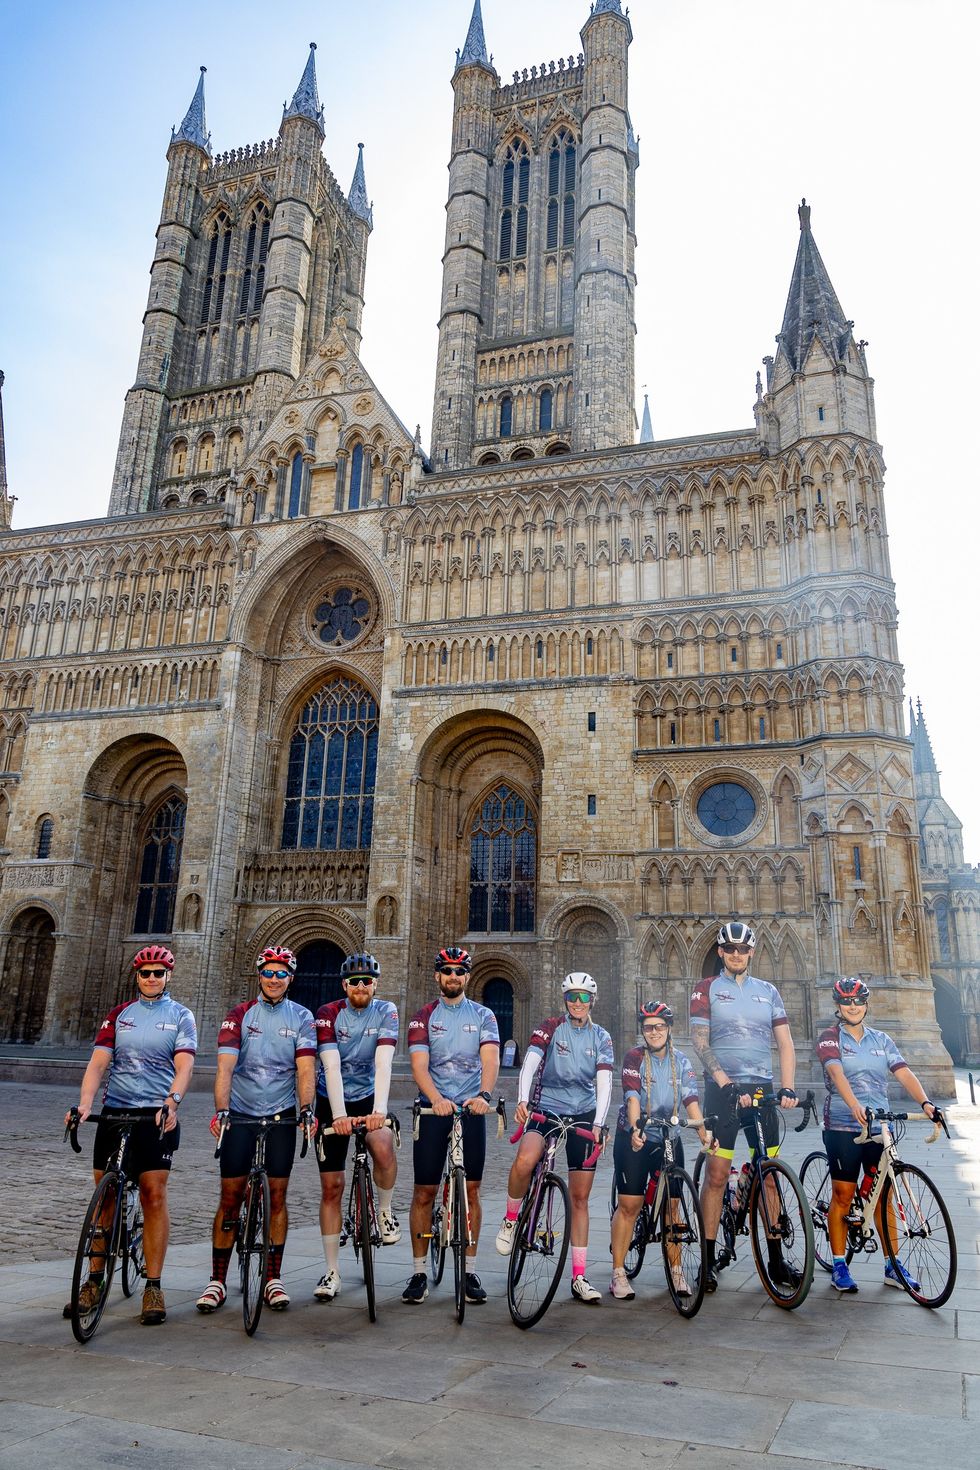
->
xmin=499 ymin=140 xmax=530 ymax=261
xmin=133 ymin=795 xmax=186 ymax=934
xmin=287 ymin=451 xmax=304 ymax=518
xmin=546 ymin=131 xmax=576 ymax=250
xmin=281 ymin=677 xmax=378 ymax=851
xmin=349 ymin=443 xmax=364 ymax=509
xmin=200 ymin=212 xmax=232 ymax=325
xmin=468 ymin=783 xmax=536 ymax=934
xmin=238 ymin=202 xmax=270 ymax=318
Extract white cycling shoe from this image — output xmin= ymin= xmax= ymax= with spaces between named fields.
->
xmin=571 ymin=1274 xmax=602 ymax=1304
xmin=314 ymin=1270 xmax=341 ymax=1301
xmin=495 ymin=1218 xmax=517 ymax=1255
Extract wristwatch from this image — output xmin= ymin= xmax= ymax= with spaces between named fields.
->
xmin=167 ymin=1092 xmax=183 ymax=1105
xmin=479 ymin=1090 xmax=492 ymax=1103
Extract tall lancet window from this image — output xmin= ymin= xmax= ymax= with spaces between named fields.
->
xmin=499 ymin=139 xmax=530 ymax=261
xmin=546 ymin=131 xmax=577 ymax=249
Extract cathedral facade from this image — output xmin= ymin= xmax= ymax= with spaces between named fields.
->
xmin=1 ymin=1 xmax=977 ymax=1085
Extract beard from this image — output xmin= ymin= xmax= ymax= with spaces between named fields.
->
xmin=438 ymin=977 xmax=466 ymax=1000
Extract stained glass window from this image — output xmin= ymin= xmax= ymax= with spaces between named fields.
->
xmin=133 ymin=795 xmax=186 ymax=934
xmin=696 ymin=782 xmax=756 ymax=837
xmin=281 ymin=677 xmax=378 ymax=851
xmin=468 ymin=783 xmax=536 ymax=934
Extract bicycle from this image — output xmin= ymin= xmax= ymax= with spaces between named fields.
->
xmin=692 ymin=1088 xmax=817 ymax=1309
xmin=413 ymin=1098 xmax=506 ymax=1324
xmin=800 ymin=1106 xmax=956 ymax=1308
xmin=317 ymin=1113 xmax=400 ymax=1323
xmin=64 ymin=1106 xmax=163 ymax=1343
xmin=505 ymin=1112 xmax=603 ymax=1329
xmin=607 ymin=1115 xmax=709 ymax=1318
xmin=214 ymin=1110 xmax=312 ymax=1336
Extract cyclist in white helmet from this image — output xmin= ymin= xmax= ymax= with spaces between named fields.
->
xmin=495 ymin=972 xmax=614 ymax=1304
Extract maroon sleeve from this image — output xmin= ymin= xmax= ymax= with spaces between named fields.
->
xmin=816 ymin=1025 xmax=842 ymax=1067
xmin=689 ymin=975 xmax=713 ymax=1026
xmin=315 ymin=999 xmax=345 ymax=1046
xmin=217 ymin=1000 xmax=252 ymax=1052
xmin=93 ymin=1002 xmax=128 ymax=1051
xmin=527 ymin=1016 xmax=560 ymax=1054
xmin=621 ymin=1046 xmax=644 ymax=1096
xmin=407 ymin=1000 xmax=437 ymax=1049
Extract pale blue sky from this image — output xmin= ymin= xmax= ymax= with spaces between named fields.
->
xmin=1 ymin=0 xmax=977 ymax=857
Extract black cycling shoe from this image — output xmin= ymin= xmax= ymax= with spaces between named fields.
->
xmin=464 ymin=1272 xmax=487 ymax=1304
xmin=401 ymin=1272 xmax=429 ymax=1304
xmin=700 ymin=1262 xmax=719 ymax=1294
xmin=768 ymin=1257 xmax=803 ymax=1290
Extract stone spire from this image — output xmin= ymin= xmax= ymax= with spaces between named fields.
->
xmin=591 ymin=0 xmax=624 ymax=13
xmin=776 ymin=199 xmax=852 ymax=372
xmin=348 ymin=143 xmax=373 ymax=227
xmin=456 ymin=0 xmax=489 ymax=69
xmin=171 ymin=66 xmax=210 ymax=154
xmin=284 ymin=43 xmax=324 ymax=130
xmin=911 ymin=697 xmax=939 ymax=777
xmin=639 ymin=392 xmax=653 ymax=443
xmin=0 ymin=370 xmax=12 ymax=529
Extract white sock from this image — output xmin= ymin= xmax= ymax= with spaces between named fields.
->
xmin=322 ymin=1234 xmax=340 ymax=1274
xmin=378 ymin=1187 xmax=394 ymax=1213
xmin=413 ymin=1255 xmax=427 ymax=1274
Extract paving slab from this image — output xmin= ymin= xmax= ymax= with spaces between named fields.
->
xmin=771 ymin=1398 xmax=979 ymax=1470
xmin=539 ymin=1373 xmax=791 ymax=1452
xmin=382 ymin=1406 xmax=686 ymax=1470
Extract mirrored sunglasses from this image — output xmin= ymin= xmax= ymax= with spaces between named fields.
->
xmin=721 ymin=944 xmax=752 ymax=955
xmin=345 ymin=975 xmax=376 ymax=987
xmin=439 ymin=965 xmax=467 ymax=976
xmin=565 ymin=991 xmax=592 ymax=1004
xmin=260 ymin=968 xmax=291 ymax=980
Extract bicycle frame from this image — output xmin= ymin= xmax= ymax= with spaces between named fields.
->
xmin=513 ymin=1112 xmax=602 ymax=1227
xmin=843 ymin=1108 xmax=943 ymax=1247
xmin=721 ymin=1090 xmax=814 ymax=1247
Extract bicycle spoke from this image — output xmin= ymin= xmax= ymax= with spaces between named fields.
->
xmin=748 ymin=1159 xmax=814 ymax=1310
xmin=799 ymin=1152 xmax=835 ymax=1273
xmin=882 ymin=1164 xmax=957 ymax=1309
xmin=507 ymin=1172 xmax=571 ymax=1329
xmin=71 ymin=1172 xmax=123 ymax=1343
xmin=660 ymin=1169 xmax=706 ymax=1318
xmin=241 ymin=1173 xmax=270 ymax=1336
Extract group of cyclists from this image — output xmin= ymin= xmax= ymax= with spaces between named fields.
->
xmin=65 ymin=919 xmax=944 ymax=1325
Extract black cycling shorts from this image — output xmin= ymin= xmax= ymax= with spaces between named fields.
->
xmin=822 ymin=1128 xmax=884 ymax=1185
xmin=525 ymin=1111 xmax=598 ymax=1173
xmin=413 ymin=1109 xmax=486 ymax=1187
xmin=703 ymin=1077 xmax=780 ymax=1158
xmin=219 ymin=1114 xmax=297 ymax=1180
xmin=94 ymin=1112 xmax=180 ymax=1177
xmin=613 ymin=1127 xmax=686 ymax=1198
xmin=315 ymin=1094 xmax=374 ymax=1173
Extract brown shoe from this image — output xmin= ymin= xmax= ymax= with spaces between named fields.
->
xmin=63 ymin=1277 xmax=103 ymax=1319
xmin=140 ymin=1284 xmax=167 ymax=1325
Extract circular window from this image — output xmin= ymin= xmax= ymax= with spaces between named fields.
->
xmin=311 ymin=586 xmax=373 ymax=647
xmin=696 ymin=782 xmax=757 ymax=837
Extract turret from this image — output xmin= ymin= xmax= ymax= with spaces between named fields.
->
xmin=0 ymin=370 xmax=14 ymax=530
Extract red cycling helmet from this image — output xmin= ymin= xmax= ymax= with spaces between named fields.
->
xmin=435 ymin=945 xmax=471 ymax=973
xmin=639 ymin=999 xmax=673 ymax=1026
xmin=833 ymin=976 xmax=870 ymax=1005
xmin=132 ymin=945 xmax=174 ymax=972
xmin=256 ymin=945 xmax=297 ymax=974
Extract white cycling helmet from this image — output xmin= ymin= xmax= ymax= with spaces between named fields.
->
xmin=717 ymin=920 xmax=756 ymax=948
xmin=562 ymin=971 xmax=597 ymax=996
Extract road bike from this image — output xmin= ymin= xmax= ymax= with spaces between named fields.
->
xmin=64 ymin=1107 xmax=162 ymax=1343
xmin=214 ymin=1111 xmax=312 ymax=1335
xmin=317 ymin=1113 xmax=400 ymax=1322
xmin=608 ymin=1115 xmax=708 ymax=1318
xmin=692 ymin=1088 xmax=816 ymax=1309
xmin=800 ymin=1106 xmax=956 ymax=1308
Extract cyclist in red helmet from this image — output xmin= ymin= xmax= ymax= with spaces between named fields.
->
xmin=64 ymin=946 xmax=196 ymax=1325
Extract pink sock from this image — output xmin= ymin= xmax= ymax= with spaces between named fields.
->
xmin=505 ymin=1196 xmax=522 ymax=1221
xmin=571 ymin=1247 xmax=587 ymax=1279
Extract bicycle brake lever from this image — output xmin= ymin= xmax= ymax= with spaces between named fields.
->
xmin=65 ymin=1111 xmax=82 ymax=1154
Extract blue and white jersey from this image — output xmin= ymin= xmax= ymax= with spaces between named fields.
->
xmin=407 ymin=996 xmax=499 ymax=1105
xmin=690 ymin=972 xmax=789 ymax=1083
xmin=617 ymin=1045 xmax=699 ymax=1133
xmin=94 ymin=995 xmax=197 ymax=1110
xmin=315 ymin=997 xmax=399 ymax=1102
xmin=218 ymin=996 xmax=317 ymax=1116
xmin=525 ymin=1015 xmax=614 ymax=1117
xmin=817 ymin=1023 xmax=907 ymax=1132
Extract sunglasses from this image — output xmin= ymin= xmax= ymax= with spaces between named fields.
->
xmin=720 ymin=944 xmax=752 ymax=955
xmin=839 ymin=998 xmax=867 ymax=1006
xmin=345 ymin=975 xmax=376 ymax=987
xmin=642 ymin=1022 xmax=669 ymax=1032
xmin=138 ymin=968 xmax=168 ymax=979
xmin=565 ymin=991 xmax=592 ymax=1004
xmin=260 ymin=968 xmax=291 ymax=980
xmin=439 ymin=966 xmax=467 ymax=976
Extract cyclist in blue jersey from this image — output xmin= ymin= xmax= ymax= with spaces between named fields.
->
xmin=403 ymin=945 xmax=499 ymax=1305
xmin=312 ymin=951 xmax=400 ymax=1301
xmin=65 ymin=945 xmax=197 ymax=1325
xmin=690 ymin=920 xmax=799 ymax=1293
xmin=817 ymin=976 xmax=938 ymax=1294
xmin=195 ymin=946 xmax=317 ymax=1315
xmin=495 ymin=972 xmax=614 ymax=1305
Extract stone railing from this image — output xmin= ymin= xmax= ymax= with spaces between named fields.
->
xmin=235 ymin=850 xmax=370 ymax=905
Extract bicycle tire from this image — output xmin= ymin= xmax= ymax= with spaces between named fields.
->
xmin=70 ymin=1171 xmax=124 ymax=1343
xmin=692 ymin=1147 xmax=736 ymax=1272
xmin=451 ymin=1164 xmax=467 ymax=1324
xmin=609 ymin=1174 xmax=647 ymax=1280
xmin=241 ymin=1171 xmax=271 ymax=1336
xmin=748 ymin=1158 xmax=814 ymax=1310
xmin=121 ymin=1183 xmax=145 ymax=1297
xmin=799 ymin=1151 xmax=848 ymax=1273
xmin=660 ymin=1168 xmax=706 ymax=1319
xmin=357 ymin=1164 xmax=377 ymax=1323
xmin=507 ymin=1171 xmax=571 ymax=1329
xmin=881 ymin=1162 xmax=957 ymax=1309
xmin=430 ymin=1179 xmax=447 ymax=1286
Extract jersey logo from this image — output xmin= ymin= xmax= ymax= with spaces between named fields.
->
xmin=713 ymin=989 xmax=736 ymax=1004
xmin=430 ymin=1021 xmax=447 ymax=1035
xmin=365 ymin=1027 xmax=378 ymax=1036
xmin=751 ymin=995 xmax=771 ymax=1006
xmin=219 ymin=1020 xmax=239 ymax=1033
xmin=462 ymin=1024 xmax=478 ymax=1034
xmin=555 ymin=1040 xmax=571 ymax=1056
xmin=155 ymin=1021 xmax=178 ymax=1032
xmin=691 ymin=990 xmax=705 ymax=1003
xmin=117 ymin=1018 xmax=137 ymax=1029
xmin=246 ymin=1024 xmax=263 ymax=1036
xmin=278 ymin=1027 xmax=298 ymax=1040
xmin=817 ymin=1039 xmax=839 ymax=1053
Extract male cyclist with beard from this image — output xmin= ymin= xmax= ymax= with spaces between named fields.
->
xmin=609 ymin=1001 xmax=711 ymax=1300
xmin=195 ymin=946 xmax=316 ymax=1315
xmin=403 ymin=946 xmax=499 ymax=1305
xmin=312 ymin=952 xmax=400 ymax=1301
xmin=690 ymin=920 xmax=798 ymax=1293
xmin=495 ymin=972 xmax=614 ymax=1304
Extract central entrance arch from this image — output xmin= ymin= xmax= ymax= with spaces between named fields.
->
xmin=291 ymin=939 xmax=345 ymax=1013
xmin=0 ymin=907 xmax=56 ymax=1042
xmin=483 ymin=977 xmax=514 ymax=1043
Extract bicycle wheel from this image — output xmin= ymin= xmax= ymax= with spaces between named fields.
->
xmin=609 ymin=1175 xmax=647 ymax=1280
xmin=660 ymin=1169 xmax=706 ymax=1319
xmin=507 ymin=1171 xmax=571 ymax=1329
xmin=70 ymin=1171 xmax=124 ymax=1343
xmin=881 ymin=1162 xmax=957 ymax=1309
xmin=692 ymin=1148 xmax=736 ymax=1272
xmin=430 ymin=1178 xmax=447 ymax=1286
xmin=748 ymin=1159 xmax=814 ymax=1310
xmin=799 ymin=1151 xmax=837 ymax=1273
xmin=357 ymin=1165 xmax=377 ymax=1323
xmin=121 ymin=1183 xmax=145 ymax=1297
xmin=240 ymin=1171 xmax=271 ymax=1336
xmin=451 ymin=1165 xmax=467 ymax=1324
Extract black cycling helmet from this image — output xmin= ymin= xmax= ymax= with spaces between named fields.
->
xmin=833 ymin=976 xmax=870 ymax=1005
xmin=639 ymin=1000 xmax=673 ymax=1026
xmin=718 ymin=920 xmax=756 ymax=948
xmin=341 ymin=952 xmax=381 ymax=979
xmin=435 ymin=945 xmax=471 ymax=973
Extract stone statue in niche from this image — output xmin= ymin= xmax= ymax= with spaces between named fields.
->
xmin=179 ymin=891 xmax=201 ymax=931
xmin=376 ymin=894 xmax=397 ymax=935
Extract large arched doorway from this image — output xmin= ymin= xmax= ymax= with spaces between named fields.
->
xmin=932 ymin=977 xmax=965 ymax=1065
xmin=557 ymin=905 xmax=622 ymax=1046
xmin=483 ymin=977 xmax=514 ymax=1044
xmin=291 ymin=939 xmax=345 ymax=1014
xmin=1 ymin=908 xmax=56 ymax=1042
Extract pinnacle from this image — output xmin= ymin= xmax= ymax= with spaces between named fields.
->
xmin=171 ymin=66 xmax=210 ymax=154
xmin=456 ymin=0 xmax=490 ymax=70
xmin=348 ymin=143 xmax=373 ymax=227
xmin=284 ymin=42 xmax=324 ymax=129
xmin=775 ymin=199 xmax=852 ymax=372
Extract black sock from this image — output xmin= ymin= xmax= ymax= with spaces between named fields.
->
xmin=705 ymin=1239 xmax=715 ymax=1268
xmin=145 ymin=1277 xmax=161 ymax=1290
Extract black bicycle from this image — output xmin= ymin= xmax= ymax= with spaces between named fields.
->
xmin=692 ymin=1088 xmax=817 ymax=1309
xmin=318 ymin=1114 xmax=400 ymax=1322
xmin=65 ymin=1107 xmax=162 ymax=1343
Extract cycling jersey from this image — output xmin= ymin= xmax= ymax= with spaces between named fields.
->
xmin=524 ymin=1015 xmax=614 ymax=1116
xmin=218 ymin=996 xmax=317 ymax=1115
xmin=817 ymin=1022 xmax=906 ymax=1131
xmin=407 ymin=996 xmax=498 ymax=1104
xmin=94 ymin=995 xmax=197 ymax=1109
xmin=689 ymin=972 xmax=789 ymax=1082
xmin=617 ymin=1045 xmax=699 ymax=1132
xmin=315 ymin=997 xmax=398 ymax=1101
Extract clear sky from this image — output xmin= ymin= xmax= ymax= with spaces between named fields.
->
xmin=1 ymin=0 xmax=977 ymax=859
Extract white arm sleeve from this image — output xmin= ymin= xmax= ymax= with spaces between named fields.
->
xmin=322 ymin=1049 xmax=347 ymax=1118
xmin=594 ymin=1069 xmax=613 ymax=1127
xmin=518 ymin=1047 xmax=543 ymax=1105
xmin=373 ymin=1045 xmax=394 ymax=1117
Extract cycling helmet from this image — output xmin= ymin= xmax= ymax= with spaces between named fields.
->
xmin=833 ymin=976 xmax=870 ymax=1005
xmin=132 ymin=945 xmax=174 ymax=972
xmin=256 ymin=945 xmax=297 ymax=974
xmin=718 ymin=920 xmax=756 ymax=948
xmin=341 ymin=952 xmax=381 ymax=979
xmin=435 ymin=945 xmax=471 ymax=973
xmin=562 ymin=972 xmax=597 ymax=996
xmin=639 ymin=999 xmax=673 ymax=1026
